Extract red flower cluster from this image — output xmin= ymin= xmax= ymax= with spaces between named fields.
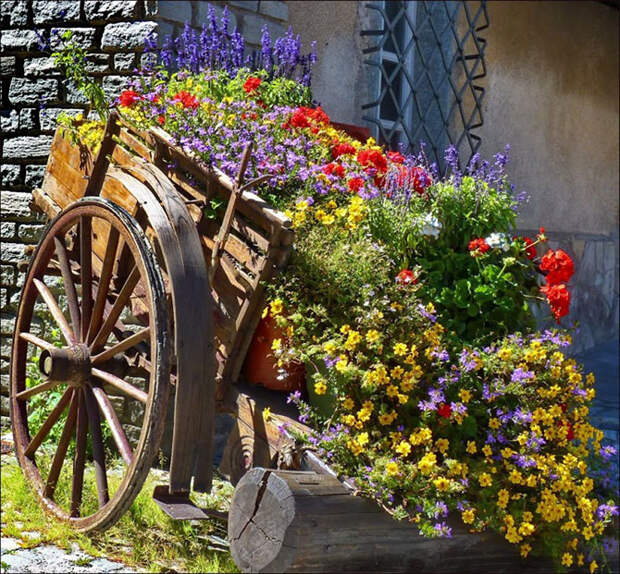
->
xmin=172 ymin=90 xmax=199 ymax=109
xmin=243 ymin=76 xmax=262 ymax=95
xmin=396 ymin=269 xmax=417 ymax=285
xmin=468 ymin=238 xmax=490 ymax=256
xmin=357 ymin=149 xmax=388 ymax=174
xmin=387 ymin=151 xmax=405 ymax=164
xmin=348 ymin=177 xmax=364 ymax=192
xmin=557 ymin=419 xmax=575 ymax=441
xmin=119 ymin=90 xmax=140 ymax=107
xmin=539 ymin=249 xmax=574 ymax=285
xmin=395 ymin=165 xmax=432 ymax=194
xmin=517 ymin=236 xmax=537 ymax=260
xmin=331 ymin=142 xmax=356 ymax=159
xmin=437 ymin=403 xmax=451 ymax=419
xmin=282 ymin=106 xmax=330 ymax=133
xmin=322 ymin=162 xmax=345 ymax=177
xmin=540 ymin=282 xmax=570 ymax=322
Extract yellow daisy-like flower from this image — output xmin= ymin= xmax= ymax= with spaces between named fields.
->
xmin=561 ymin=553 xmax=573 ymax=568
xmin=482 ymin=444 xmax=493 ymax=457
xmin=342 ymin=397 xmax=355 ymax=410
xmin=378 ymin=413 xmax=393 ymax=426
xmin=314 ymin=380 xmax=327 ymax=395
xmin=386 ymin=461 xmax=399 ymax=476
xmin=395 ymin=440 xmax=411 ymax=457
xmin=335 ymin=355 xmax=348 ymax=373
xmin=435 ymin=438 xmax=449 ymax=454
xmin=271 ymin=338 xmax=282 ymax=351
xmin=466 ymin=441 xmax=477 ymax=454
xmin=497 ymin=489 xmax=510 ymax=509
xmin=324 ymin=341 xmax=337 ymax=355
xmin=478 ymin=473 xmax=493 ymax=487
xmin=488 ymin=418 xmax=501 ymax=429
xmin=390 ymin=366 xmax=404 ymax=380
xmin=357 ymin=407 xmax=372 ymax=422
xmin=393 ymin=342 xmax=408 ymax=356
xmin=366 ymin=329 xmax=381 ymax=344
xmin=590 ymin=560 xmax=598 ymax=573
xmin=418 ymin=452 xmax=437 ymax=474
xmin=340 ymin=324 xmax=351 ymax=334
xmin=262 ymin=407 xmax=272 ymax=421
xmin=270 ymin=298 xmax=283 ymax=316
xmin=518 ymin=522 xmax=535 ymax=537
xmin=520 ymin=544 xmax=531 ymax=558
xmin=461 ymin=508 xmax=475 ymax=524
xmin=433 ymin=477 xmax=450 ymax=492
xmin=386 ymin=385 xmax=399 ymax=398
xmin=357 ymin=432 xmax=369 ymax=446
xmin=344 ymin=330 xmax=362 ymax=351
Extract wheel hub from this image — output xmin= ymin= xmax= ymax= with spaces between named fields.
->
xmin=39 ymin=344 xmax=91 ymax=387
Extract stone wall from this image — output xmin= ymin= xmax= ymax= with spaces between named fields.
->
xmin=0 ymin=0 xmax=290 ymax=427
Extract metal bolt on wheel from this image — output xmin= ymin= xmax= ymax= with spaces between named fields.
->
xmin=10 ymin=197 xmax=170 ymax=532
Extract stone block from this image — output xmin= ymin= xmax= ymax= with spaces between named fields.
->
xmin=0 ymin=110 xmax=19 ymax=133
xmin=1 ymin=394 xmax=8 ymax=417
xmin=0 ymin=289 xmax=7 ymax=310
xmin=0 ymin=1 xmax=28 ymax=27
xmin=1 ymin=30 xmax=40 ymax=53
xmin=0 ymin=315 xmax=15 ymax=336
xmin=114 ymin=52 xmax=135 ymax=72
xmin=8 ymin=78 xmax=59 ymax=106
xmin=0 ymin=243 xmax=26 ymax=265
xmin=1 ymin=357 xmax=9 ymax=373
xmin=241 ymin=14 xmax=286 ymax=46
xmin=228 ymin=1 xmax=259 ymax=11
xmin=0 ymin=265 xmax=15 ymax=286
xmin=25 ymin=165 xmax=47 ymax=188
xmin=0 ymin=191 xmax=33 ymax=219
xmin=2 ymin=136 xmax=53 ymax=160
xmin=144 ymin=0 xmax=158 ymax=17
xmin=0 ymin=57 xmax=16 ymax=77
xmin=101 ymin=21 xmax=158 ymax=51
xmin=0 ymin=223 xmax=16 ymax=240
xmin=50 ymin=28 xmax=98 ymax=50
xmin=23 ymin=56 xmax=61 ymax=77
xmin=1 ymin=164 xmax=22 ymax=187
xmin=63 ymin=79 xmax=90 ymax=105
xmin=85 ymin=52 xmax=110 ymax=73
xmin=39 ymin=107 xmax=82 ymax=132
xmin=140 ymin=51 xmax=157 ymax=69
xmin=103 ymin=75 xmax=133 ymax=100
xmin=32 ymin=0 xmax=81 ymax=24
xmin=258 ymin=1 xmax=288 ymax=22
xmin=195 ymin=3 xmax=238 ymax=31
xmin=19 ymin=108 xmax=37 ymax=131
xmin=158 ymin=0 xmax=192 ymax=24
xmin=84 ymin=0 xmax=139 ymax=22
xmin=17 ymin=224 xmax=45 ymax=242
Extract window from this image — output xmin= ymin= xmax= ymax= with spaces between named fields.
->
xmin=362 ymin=1 xmax=489 ymax=170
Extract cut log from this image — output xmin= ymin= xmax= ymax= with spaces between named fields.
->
xmin=228 ymin=468 xmax=553 ymax=574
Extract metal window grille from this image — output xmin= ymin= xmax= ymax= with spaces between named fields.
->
xmin=362 ymin=1 xmax=489 ymax=171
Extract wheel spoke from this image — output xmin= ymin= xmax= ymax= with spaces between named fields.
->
xmin=44 ymin=390 xmax=78 ymax=500
xmin=91 ymin=368 xmax=148 ymax=404
xmin=91 ymin=385 xmax=133 ymax=465
xmin=83 ymin=387 xmax=110 ymax=508
xmin=80 ymin=216 xmax=92 ymax=342
xmin=15 ymin=378 xmax=62 ymax=401
xmin=90 ymin=266 xmax=140 ymax=352
xmin=24 ymin=388 xmax=72 ymax=458
xmin=19 ymin=332 xmax=55 ymax=351
xmin=54 ymin=235 xmax=81 ymax=338
xmin=91 ymin=328 xmax=150 ymax=365
xmin=71 ymin=390 xmax=88 ymax=517
xmin=87 ymin=227 xmax=120 ymax=344
xmin=32 ymin=278 xmax=75 ymax=345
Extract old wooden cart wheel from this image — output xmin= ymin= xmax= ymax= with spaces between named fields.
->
xmin=10 ymin=197 xmax=170 ymax=532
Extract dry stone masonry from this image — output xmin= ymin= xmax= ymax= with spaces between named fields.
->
xmin=0 ymin=0 xmax=290 ymax=426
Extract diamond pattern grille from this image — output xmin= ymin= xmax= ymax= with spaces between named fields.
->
xmin=362 ymin=1 xmax=489 ymax=171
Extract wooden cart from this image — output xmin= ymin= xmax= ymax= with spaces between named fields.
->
xmin=10 ymin=113 xmax=552 ymax=572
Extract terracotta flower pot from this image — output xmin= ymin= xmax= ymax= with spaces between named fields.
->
xmin=242 ymin=314 xmax=306 ymax=393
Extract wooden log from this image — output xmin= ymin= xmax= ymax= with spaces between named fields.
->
xmin=228 ymin=468 xmax=554 ymax=574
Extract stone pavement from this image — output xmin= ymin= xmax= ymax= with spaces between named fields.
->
xmin=0 ymin=537 xmax=136 ymax=573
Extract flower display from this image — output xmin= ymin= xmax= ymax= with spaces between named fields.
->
xmin=54 ymin=13 xmax=617 ymax=571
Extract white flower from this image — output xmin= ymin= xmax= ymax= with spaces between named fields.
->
xmin=420 ymin=213 xmax=442 ymax=238
xmin=485 ymin=232 xmax=510 ymax=251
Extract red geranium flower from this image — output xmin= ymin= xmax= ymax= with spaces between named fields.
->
xmin=396 ymin=269 xmax=417 ymax=285
xmin=437 ymin=403 xmax=451 ymax=419
xmin=388 ymin=151 xmax=405 ymax=164
xmin=243 ymin=76 xmax=262 ymax=95
xmin=331 ymin=142 xmax=356 ymax=159
xmin=540 ymin=283 xmax=570 ymax=322
xmin=348 ymin=177 xmax=364 ymax=192
xmin=157 ymin=115 xmax=165 ymax=125
xmin=119 ymin=90 xmax=140 ymax=107
xmin=468 ymin=238 xmax=490 ymax=255
xmin=357 ymin=149 xmax=388 ymax=173
xmin=172 ymin=90 xmax=199 ymax=109
xmin=322 ymin=163 xmax=345 ymax=177
xmin=540 ymin=249 xmax=574 ymax=285
xmin=518 ymin=236 xmax=537 ymax=260
xmin=394 ymin=165 xmax=432 ymax=194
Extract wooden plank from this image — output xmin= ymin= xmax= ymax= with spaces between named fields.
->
xmin=45 ymin=148 xmax=91 ymax=202
xmin=117 ymin=127 xmax=153 ymax=163
xmin=32 ymin=188 xmax=61 ymax=219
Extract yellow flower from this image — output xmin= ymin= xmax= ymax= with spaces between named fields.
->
xmin=335 ymin=356 xmax=348 ymax=373
xmin=560 ymin=553 xmax=573 ymax=568
xmin=390 ymin=366 xmax=404 ymax=380
xmin=271 ymin=338 xmax=282 ymax=351
xmin=270 ymin=298 xmax=283 ymax=316
xmin=397 ymin=393 xmax=408 ymax=405
xmin=379 ymin=413 xmax=393 ymax=426
xmin=577 ymin=554 xmax=584 ymax=567
xmin=366 ymin=329 xmax=381 ymax=344
xmin=357 ymin=407 xmax=372 ymax=422
xmin=497 ymin=489 xmax=510 ymax=509
xmin=590 ymin=560 xmax=598 ymax=573
xmin=458 ymin=389 xmax=472 ymax=403
xmin=489 ymin=418 xmax=500 ymax=429
xmin=357 ymin=432 xmax=369 ymax=446
xmin=466 ymin=441 xmax=477 ymax=455
xmin=482 ymin=444 xmax=493 ymax=457
xmin=478 ymin=473 xmax=493 ymax=487
xmin=341 ymin=414 xmax=356 ymax=426
xmin=340 ymin=324 xmax=351 ymax=334
xmin=386 ymin=384 xmax=399 ymax=398
xmin=262 ymin=407 xmax=271 ymax=421
xmin=435 ymin=438 xmax=449 ymax=454
xmin=342 ymin=397 xmax=355 ymax=410
xmin=314 ymin=380 xmax=327 ymax=395
xmin=520 ymin=544 xmax=531 ymax=558
xmin=395 ymin=440 xmax=411 ymax=457
xmin=505 ymin=527 xmax=523 ymax=544
xmin=386 ymin=461 xmax=399 ymax=476
xmin=418 ymin=452 xmax=437 ymax=474
xmin=344 ymin=330 xmax=362 ymax=350
xmin=461 ymin=508 xmax=475 ymax=524
xmin=518 ymin=522 xmax=535 ymax=537
xmin=393 ymin=342 xmax=408 ymax=356
xmin=324 ymin=341 xmax=337 ymax=355
xmin=433 ymin=477 xmax=450 ymax=492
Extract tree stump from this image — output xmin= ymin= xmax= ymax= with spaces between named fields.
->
xmin=228 ymin=468 xmax=553 ymax=573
